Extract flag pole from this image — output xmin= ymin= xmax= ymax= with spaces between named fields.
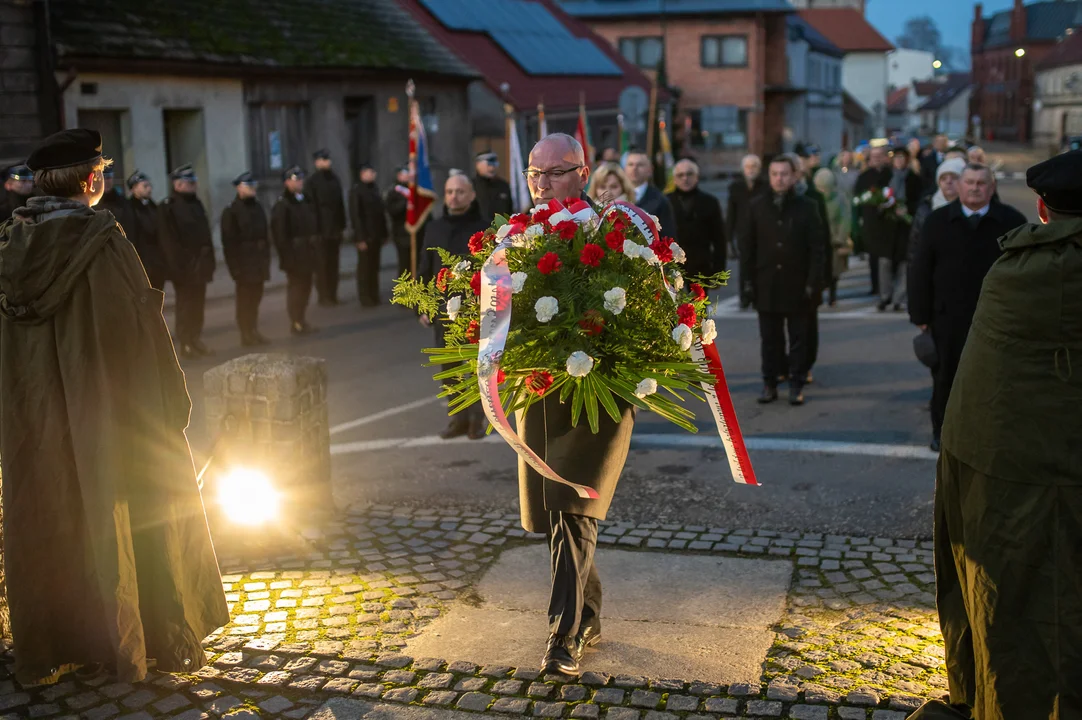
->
xmin=646 ymin=73 xmax=659 ymax=169
xmin=505 ymin=102 xmax=513 ymax=184
xmin=538 ymin=97 xmax=546 ymax=141
xmin=406 ymin=79 xmax=418 ymax=279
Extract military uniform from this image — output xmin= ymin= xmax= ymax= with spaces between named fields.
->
xmin=474 ymin=152 xmax=514 ymax=222
xmin=122 ymin=170 xmax=166 ymax=291
xmin=305 ymin=150 xmax=346 ymax=305
xmin=384 ymin=173 xmax=412 ymax=277
xmin=349 ymin=173 xmax=388 ymax=307
xmin=157 ymin=165 xmax=216 ymax=356
xmin=909 ymin=151 xmax=1082 ymax=720
xmin=95 ymin=168 xmax=126 ymax=217
xmin=0 ymin=165 xmax=32 ymax=220
xmin=221 ymin=172 xmax=271 ymax=345
xmin=272 ymin=166 xmax=320 ymax=333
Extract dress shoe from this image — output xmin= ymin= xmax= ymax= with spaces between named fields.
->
xmin=789 ymin=386 xmax=805 ymax=406
xmin=467 ymin=415 xmax=487 ymax=440
xmin=191 ymin=339 xmax=214 ymax=356
xmin=930 ymin=434 xmax=941 ymax=452
xmin=291 ymin=322 xmax=318 ymax=335
xmin=893 ymin=303 xmax=904 ymax=312
xmin=757 ymin=385 xmax=779 ymax=404
xmin=877 ymin=300 xmax=890 ymax=312
xmin=575 ymin=624 xmax=602 ymax=660
xmin=540 ymin=635 xmax=579 ymax=677
xmin=440 ymin=417 xmax=470 ymax=440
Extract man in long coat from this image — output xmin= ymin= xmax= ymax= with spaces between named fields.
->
xmin=908 ymin=163 xmax=1027 ymax=451
xmin=122 ymin=170 xmax=167 ymax=291
xmin=473 ymin=151 xmax=513 ymax=222
xmin=220 ymin=171 xmax=271 ymax=346
xmin=854 ymin=145 xmax=892 ymax=296
xmin=0 ymin=129 xmax=228 ymax=686
xmin=908 ymin=151 xmax=1082 ymax=720
xmin=519 ymin=133 xmax=635 ymax=678
xmin=272 ymin=166 xmax=320 ymax=335
xmin=666 ymin=159 xmax=726 ymax=278
xmin=727 ymin=155 xmax=768 ymax=309
xmin=349 ymin=164 xmax=388 ymax=308
xmin=305 ymin=150 xmax=347 ymax=306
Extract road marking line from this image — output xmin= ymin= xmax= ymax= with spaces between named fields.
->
xmin=330 ymin=432 xmax=937 ymax=460
xmin=329 ymin=396 xmax=443 ymax=435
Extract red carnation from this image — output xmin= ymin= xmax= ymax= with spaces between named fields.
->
xmin=677 ymin=303 xmax=697 ymax=327
xmin=611 ymin=216 xmax=628 ymax=233
xmin=578 ymin=309 xmax=606 ymax=336
xmin=604 ymin=229 xmax=625 ymax=251
xmin=467 ymin=320 xmax=480 ymax=343
xmin=436 ymin=267 xmax=451 ymax=292
xmin=470 ymin=271 xmax=482 ymax=296
xmin=554 ymin=219 xmax=579 ymax=240
xmin=690 ymin=283 xmax=707 ymax=301
xmin=496 ymin=368 xmax=506 ymax=384
xmin=533 ymin=207 xmax=555 ymax=225
xmin=537 ymin=252 xmax=563 ymax=275
xmin=509 ymin=213 xmax=530 ymax=226
xmin=468 ymin=231 xmax=486 ymax=255
xmin=650 ymin=239 xmax=674 ymax=264
xmin=526 ymin=370 xmax=554 ymax=396
xmin=579 ymin=243 xmax=604 ymax=267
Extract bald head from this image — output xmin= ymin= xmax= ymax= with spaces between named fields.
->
xmin=673 ymin=159 xmax=699 ymax=192
xmin=444 ymin=173 xmax=475 ymax=214
xmin=527 ymin=132 xmax=589 ymax=203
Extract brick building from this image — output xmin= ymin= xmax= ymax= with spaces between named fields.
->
xmin=557 ymin=0 xmax=792 ymax=175
xmin=971 ymin=0 xmax=1082 ymax=142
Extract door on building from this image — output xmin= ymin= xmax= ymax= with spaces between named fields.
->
xmin=77 ymin=109 xmax=126 ymax=182
xmin=344 ymin=97 xmax=376 ymax=181
xmin=163 ymin=109 xmax=208 ymax=206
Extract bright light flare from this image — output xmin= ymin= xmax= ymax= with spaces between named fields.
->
xmin=1015 ymin=48 xmax=1026 ymax=58
xmin=217 ymin=467 xmax=280 ymax=525
xmin=932 ymin=60 xmax=943 ymax=69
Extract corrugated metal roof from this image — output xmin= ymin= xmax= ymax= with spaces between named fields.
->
xmin=557 ymin=0 xmax=792 ymax=18
xmin=982 ymin=0 xmax=1082 ymax=49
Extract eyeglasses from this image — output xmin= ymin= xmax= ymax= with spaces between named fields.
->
xmin=673 ymin=172 xmax=697 ymax=179
xmin=522 ymin=165 xmax=583 ymax=182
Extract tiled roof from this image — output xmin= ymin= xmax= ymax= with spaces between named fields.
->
xmin=912 ymin=80 xmax=941 ymax=98
xmin=798 ymin=9 xmax=895 ymax=53
xmin=557 ymin=0 xmax=792 ymax=18
xmin=886 ymin=87 xmax=908 ymax=114
xmin=1037 ymin=28 xmax=1082 ymax=70
xmin=916 ymin=74 xmax=972 ymax=112
xmin=404 ymin=0 xmax=654 ymax=112
xmin=788 ymin=15 xmax=844 ymax=58
xmin=981 ymin=0 xmax=1082 ymax=50
xmin=49 ymin=0 xmax=477 ymax=77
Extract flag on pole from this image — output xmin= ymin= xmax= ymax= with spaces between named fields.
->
xmin=538 ymin=99 xmax=548 ymax=140
xmin=617 ymin=113 xmax=629 ymax=156
xmin=659 ymin=110 xmax=675 ymax=192
xmin=574 ymin=94 xmax=593 ymax=170
xmin=406 ymin=80 xmax=434 ymax=234
xmin=507 ymin=114 xmax=531 ymax=212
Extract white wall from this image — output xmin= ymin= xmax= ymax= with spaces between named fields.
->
xmin=887 ymin=49 xmax=934 ymax=92
xmin=843 ymin=53 xmax=889 ymax=136
xmin=62 ymin=73 xmax=248 ymax=239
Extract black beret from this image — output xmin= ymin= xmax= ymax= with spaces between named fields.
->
xmin=127 ymin=169 xmax=150 ymax=188
xmin=1027 ymin=150 xmax=1082 ymax=215
xmin=312 ymin=149 xmax=330 ymax=160
xmin=233 ymin=171 xmax=256 ymax=186
xmin=283 ymin=165 xmax=305 ymax=181
xmin=170 ymin=164 xmax=197 ymax=181
xmin=6 ymin=164 xmax=32 ymax=180
xmin=26 ymin=129 xmax=102 ymax=171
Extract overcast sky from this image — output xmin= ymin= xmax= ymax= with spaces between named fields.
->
xmin=866 ymin=0 xmax=1016 ymax=56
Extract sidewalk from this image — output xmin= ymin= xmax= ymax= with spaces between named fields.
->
xmin=0 ymin=503 xmax=944 ymax=720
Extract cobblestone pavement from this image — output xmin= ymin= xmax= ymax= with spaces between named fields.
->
xmin=0 ymin=506 xmax=946 ymax=720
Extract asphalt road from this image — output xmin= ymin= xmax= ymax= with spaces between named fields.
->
xmin=180 ymin=179 xmax=1041 ymax=541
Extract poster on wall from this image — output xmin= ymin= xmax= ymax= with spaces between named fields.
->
xmin=269 ymin=131 xmax=283 ymax=170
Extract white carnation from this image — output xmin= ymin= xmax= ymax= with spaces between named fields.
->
xmin=447 ymin=295 xmax=463 ymax=321
xmin=634 ymin=378 xmax=658 ymax=399
xmin=669 ymin=242 xmax=687 ymax=263
xmin=535 ymin=296 xmax=559 ymax=323
xmin=670 ymin=271 xmax=684 ymax=290
xmin=549 ymin=208 xmax=573 ymax=224
xmin=623 ymin=239 xmax=642 ymax=258
xmin=701 ymin=318 xmax=717 ymax=345
xmin=566 ymin=351 xmax=594 ymax=377
xmin=672 ymin=323 xmax=693 ymax=351
xmin=649 ymin=213 xmax=661 ymax=228
xmin=511 ymin=272 xmax=528 ymax=294
xmin=452 ymin=260 xmax=470 ymax=276
xmin=639 ymin=246 xmax=659 ymax=265
xmin=496 ymin=223 xmax=514 ymax=239
xmin=525 ymin=223 xmax=545 ymax=237
xmin=603 ymin=287 xmax=627 ymax=315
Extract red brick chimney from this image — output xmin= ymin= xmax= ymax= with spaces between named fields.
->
xmin=1010 ymin=0 xmax=1027 ymax=43
xmin=972 ymin=3 xmax=985 ymax=55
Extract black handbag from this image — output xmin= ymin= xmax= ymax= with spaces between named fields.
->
xmin=913 ymin=329 xmax=938 ymax=369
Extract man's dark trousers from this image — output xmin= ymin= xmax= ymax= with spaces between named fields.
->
xmin=758 ymin=311 xmax=809 ymax=386
xmin=236 ymin=282 xmax=264 ymax=336
xmin=174 ymin=282 xmax=207 ymax=345
xmin=357 ymin=245 xmax=381 ymax=306
xmin=287 ymin=272 xmax=313 ymax=324
xmin=317 ymin=235 xmax=341 ymax=303
xmin=546 ymin=511 xmax=601 ymax=638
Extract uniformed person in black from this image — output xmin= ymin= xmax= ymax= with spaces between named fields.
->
xmin=96 ymin=167 xmax=126 ymax=216
xmin=305 ymin=149 xmax=346 ymax=306
xmin=473 ymin=151 xmax=513 ymax=222
xmin=349 ymin=164 xmax=387 ymax=307
xmin=123 ymin=170 xmax=166 ymax=291
xmin=158 ymin=164 xmax=216 ymax=358
xmin=384 ymin=165 xmax=413 ymax=278
xmin=221 ymin=172 xmax=271 ymax=346
xmin=0 ymin=165 xmax=33 ymax=219
xmin=272 ymin=166 xmax=319 ymax=335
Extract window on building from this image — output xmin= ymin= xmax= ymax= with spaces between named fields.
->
xmin=619 ymin=36 xmax=664 ymax=69
xmin=248 ymin=102 xmax=310 ymax=179
xmin=701 ymin=35 xmax=748 ymax=68
xmin=687 ymin=105 xmax=748 ymax=149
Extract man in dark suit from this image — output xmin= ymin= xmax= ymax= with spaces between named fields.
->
xmin=909 ymin=163 xmax=1027 ymax=451
xmin=740 ymin=154 xmax=825 ymax=406
xmin=854 ymin=145 xmax=893 ymax=296
xmin=305 ymin=149 xmax=346 ymax=306
xmin=122 ymin=170 xmax=167 ymax=291
xmin=221 ymin=171 xmax=271 ymax=346
xmin=473 ymin=151 xmax=513 ymax=222
xmin=728 ymin=154 xmax=769 ymax=309
xmin=624 ymin=150 xmax=677 ymax=241
xmin=350 ymin=164 xmax=388 ymax=307
xmin=920 ymin=134 xmax=950 ymax=195
xmin=272 ymin=166 xmax=321 ymax=335
xmin=666 ymin=159 xmax=726 ymax=278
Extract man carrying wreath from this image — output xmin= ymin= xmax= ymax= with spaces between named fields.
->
xmin=518 ymin=133 xmax=636 ymax=678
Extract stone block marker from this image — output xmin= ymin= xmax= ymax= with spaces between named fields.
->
xmin=203 ymin=354 xmax=332 ymax=510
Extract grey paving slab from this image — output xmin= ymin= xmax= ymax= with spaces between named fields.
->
xmin=477 ymin=545 xmax=792 ymax=628
xmin=309 ymin=697 xmax=480 ymax=720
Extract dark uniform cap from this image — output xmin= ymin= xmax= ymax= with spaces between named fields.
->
xmin=102 ymin=167 xmax=114 ymax=178
xmin=25 ymin=129 xmax=102 ymax=171
xmin=805 ymin=144 xmax=821 ymax=156
xmin=6 ymin=164 xmax=32 ymax=180
xmin=127 ymin=169 xmax=151 ymax=188
xmin=312 ymin=149 xmax=331 ymax=161
xmin=170 ymin=164 xmax=197 ymax=181
xmin=233 ymin=171 xmax=257 ymax=186
xmin=1027 ymin=150 xmax=1082 ymax=215
xmin=476 ymin=151 xmax=499 ymax=164
xmin=283 ymin=165 xmax=305 ymax=181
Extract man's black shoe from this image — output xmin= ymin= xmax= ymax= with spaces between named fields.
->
xmin=893 ymin=303 xmax=904 ymax=312
xmin=575 ymin=625 xmax=602 ymax=660
xmin=541 ymin=635 xmax=579 ymax=678
xmin=789 ymin=386 xmax=805 ymax=406
xmin=440 ymin=417 xmax=470 ymax=440
xmin=877 ymin=300 xmax=890 ymax=312
xmin=291 ymin=322 xmax=319 ymax=335
xmin=757 ymin=385 xmax=779 ymax=404
xmin=467 ymin=415 xmax=487 ymax=440
xmin=930 ymin=435 xmax=941 ymax=452
xmin=241 ymin=332 xmax=260 ymax=347
xmin=252 ymin=331 xmax=271 ymax=345
xmin=192 ymin=339 xmax=214 ymax=356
